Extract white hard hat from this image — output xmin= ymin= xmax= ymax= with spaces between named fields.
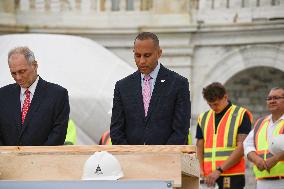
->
xmin=82 ymin=151 xmax=124 ymax=180
xmin=269 ymin=134 xmax=284 ymax=155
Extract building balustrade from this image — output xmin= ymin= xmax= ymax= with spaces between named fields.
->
xmin=197 ymin=0 xmax=284 ymax=24
xmin=16 ymin=0 xmax=152 ymax=13
xmin=198 ymin=0 xmax=284 ymax=10
xmin=0 ymin=0 xmax=283 ymax=27
xmin=11 ymin=0 xmax=284 ymax=13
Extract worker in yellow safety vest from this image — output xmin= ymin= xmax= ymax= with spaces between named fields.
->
xmin=64 ymin=119 xmax=77 ymax=145
xmin=99 ymin=130 xmax=112 ymax=145
xmin=244 ymin=87 xmax=284 ymax=189
xmin=196 ymin=82 xmax=253 ymax=189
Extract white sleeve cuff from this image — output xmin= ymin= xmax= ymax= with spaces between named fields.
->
xmin=244 ymin=147 xmax=256 ymax=158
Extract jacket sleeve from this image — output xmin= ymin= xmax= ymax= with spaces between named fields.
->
xmin=166 ymin=77 xmax=191 ymax=144
xmin=44 ymin=88 xmax=70 ymax=145
xmin=110 ymin=82 xmax=128 ymax=145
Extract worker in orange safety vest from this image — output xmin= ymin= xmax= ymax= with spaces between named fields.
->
xmin=196 ymin=82 xmax=253 ymax=189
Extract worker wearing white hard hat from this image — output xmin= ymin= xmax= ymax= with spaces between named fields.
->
xmin=244 ymin=87 xmax=284 ymax=189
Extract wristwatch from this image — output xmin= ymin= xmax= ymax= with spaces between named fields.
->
xmin=216 ymin=166 xmax=223 ymax=173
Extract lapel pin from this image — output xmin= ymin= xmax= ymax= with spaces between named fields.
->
xmin=161 ymin=80 xmax=165 ymax=82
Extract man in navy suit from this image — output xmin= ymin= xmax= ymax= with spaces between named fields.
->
xmin=110 ymin=32 xmax=191 ymax=145
xmin=0 ymin=47 xmax=70 ymax=146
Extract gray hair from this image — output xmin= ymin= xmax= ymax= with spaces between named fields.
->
xmin=270 ymin=87 xmax=284 ymax=92
xmin=270 ymin=87 xmax=284 ymax=91
xmin=8 ymin=46 xmax=36 ymax=64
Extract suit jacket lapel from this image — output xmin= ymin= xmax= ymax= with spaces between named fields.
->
xmin=132 ymin=71 xmax=145 ymax=120
xmin=12 ymin=85 xmax=22 ymax=134
xmin=145 ymin=65 xmax=168 ymax=123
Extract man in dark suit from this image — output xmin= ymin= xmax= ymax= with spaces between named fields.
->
xmin=0 ymin=46 xmax=70 ymax=146
xmin=110 ymin=32 xmax=191 ymax=145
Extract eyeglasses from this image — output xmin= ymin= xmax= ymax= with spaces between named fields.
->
xmin=266 ymin=96 xmax=284 ymax=101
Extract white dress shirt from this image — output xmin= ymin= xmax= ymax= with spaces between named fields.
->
xmin=244 ymin=114 xmax=284 ymax=157
xmin=20 ymin=76 xmax=39 ymax=109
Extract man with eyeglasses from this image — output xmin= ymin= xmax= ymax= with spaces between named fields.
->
xmin=244 ymin=87 xmax=284 ymax=189
xmin=196 ymin=82 xmax=253 ymax=189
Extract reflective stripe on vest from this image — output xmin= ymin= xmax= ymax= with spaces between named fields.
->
xmin=253 ymin=117 xmax=284 ymax=179
xmin=199 ymin=105 xmax=249 ymax=176
xmin=101 ymin=130 xmax=112 ymax=145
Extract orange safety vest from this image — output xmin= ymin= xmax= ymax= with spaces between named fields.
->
xmin=100 ymin=130 xmax=112 ymax=145
xmin=198 ymin=105 xmax=252 ymax=176
xmin=253 ymin=116 xmax=284 ymax=179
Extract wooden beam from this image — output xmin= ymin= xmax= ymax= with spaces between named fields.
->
xmin=0 ymin=145 xmax=199 ymax=188
xmin=0 ymin=145 xmax=196 ymax=154
xmin=0 ymin=153 xmax=182 ymax=187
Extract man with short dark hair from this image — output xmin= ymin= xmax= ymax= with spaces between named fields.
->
xmin=110 ymin=32 xmax=191 ymax=145
xmin=244 ymin=87 xmax=284 ymax=189
xmin=0 ymin=46 xmax=70 ymax=145
xmin=196 ymin=82 xmax=252 ymax=189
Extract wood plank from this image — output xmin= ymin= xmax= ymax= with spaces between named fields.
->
xmin=119 ymin=153 xmax=181 ymax=186
xmin=0 ymin=153 xmax=182 ymax=187
xmin=0 ymin=145 xmax=196 ymax=154
xmin=0 ymin=146 xmax=199 ymax=188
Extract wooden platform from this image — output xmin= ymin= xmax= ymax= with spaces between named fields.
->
xmin=0 ymin=145 xmax=199 ymax=189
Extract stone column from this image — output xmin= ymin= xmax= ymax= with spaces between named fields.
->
xmin=0 ymin=0 xmax=16 ymax=25
xmin=0 ymin=0 xmax=15 ymax=12
xmin=133 ymin=0 xmax=141 ymax=11
xmin=35 ymin=0 xmax=46 ymax=12
xmin=153 ymin=0 xmax=189 ymax=13
xmin=81 ymin=0 xmax=92 ymax=13
xmin=214 ymin=0 xmax=228 ymax=9
xmin=50 ymin=0 xmax=60 ymax=12
xmin=260 ymin=0 xmax=272 ymax=6
xmin=199 ymin=0 xmax=213 ymax=10
xmin=230 ymin=0 xmax=243 ymax=8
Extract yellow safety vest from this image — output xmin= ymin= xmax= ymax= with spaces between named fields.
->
xmin=253 ymin=116 xmax=284 ymax=179
xmin=65 ymin=119 xmax=77 ymax=145
xmin=198 ymin=105 xmax=252 ymax=176
xmin=188 ymin=128 xmax=192 ymax=145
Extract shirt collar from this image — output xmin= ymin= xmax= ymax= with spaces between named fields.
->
xmin=20 ymin=76 xmax=39 ymax=96
xmin=141 ymin=62 xmax=160 ymax=80
xmin=268 ymin=113 xmax=284 ymax=124
xmin=215 ymin=101 xmax=232 ymax=115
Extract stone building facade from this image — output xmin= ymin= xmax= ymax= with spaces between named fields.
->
xmin=0 ymin=0 xmax=284 ymax=132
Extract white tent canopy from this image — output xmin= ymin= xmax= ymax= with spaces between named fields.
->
xmin=0 ymin=34 xmax=135 ymax=144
